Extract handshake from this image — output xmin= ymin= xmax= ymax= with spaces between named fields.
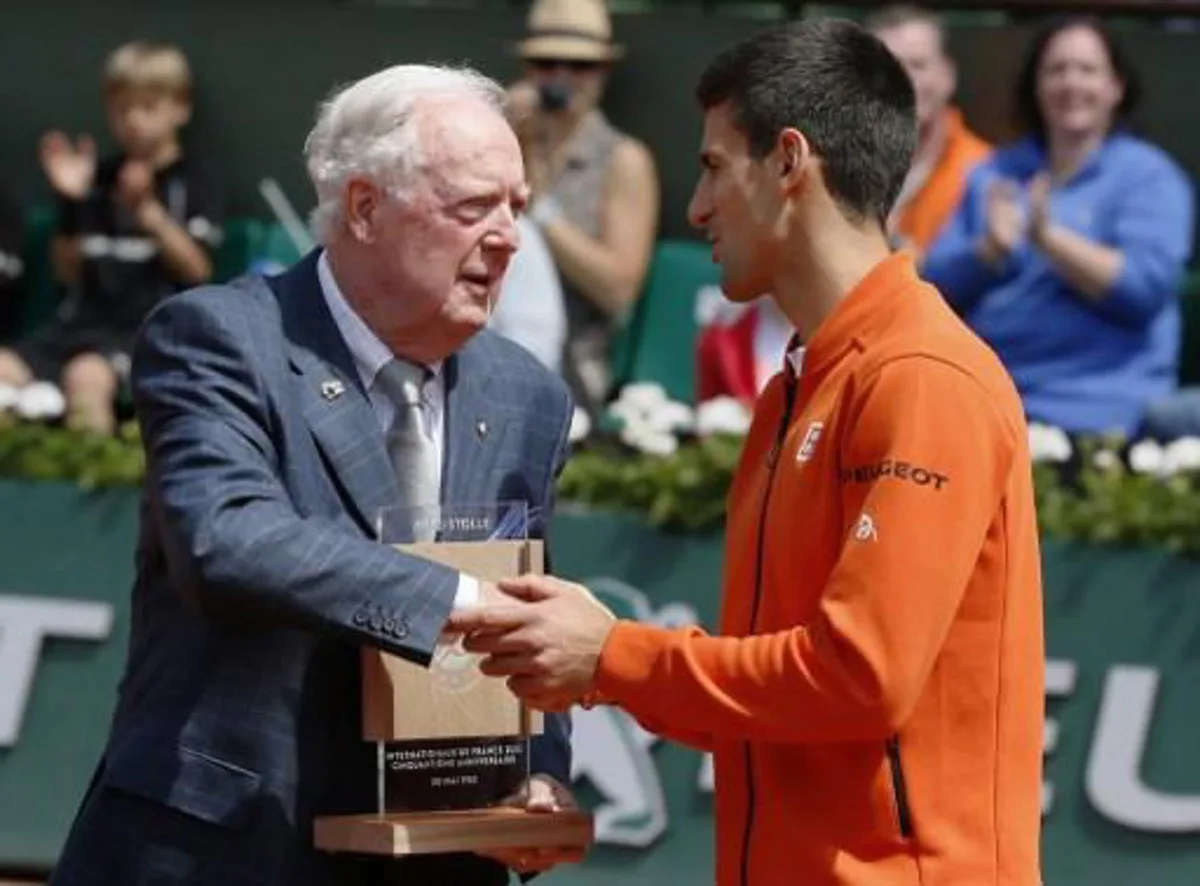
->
xmin=444 ymin=575 xmax=617 ymax=713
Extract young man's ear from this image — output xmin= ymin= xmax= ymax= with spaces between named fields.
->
xmin=777 ymin=128 xmax=812 ymax=191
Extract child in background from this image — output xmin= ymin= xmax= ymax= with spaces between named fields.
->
xmin=0 ymin=41 xmax=222 ymax=434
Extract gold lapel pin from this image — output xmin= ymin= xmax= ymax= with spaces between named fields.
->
xmin=321 ymin=380 xmax=345 ymax=401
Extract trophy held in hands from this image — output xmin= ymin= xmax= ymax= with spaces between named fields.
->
xmin=313 ymin=501 xmax=593 ymax=857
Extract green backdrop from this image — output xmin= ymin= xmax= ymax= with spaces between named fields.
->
xmin=1 ymin=483 xmax=1199 ymax=882
xmin=3 ymin=2 xmax=1200 ymax=242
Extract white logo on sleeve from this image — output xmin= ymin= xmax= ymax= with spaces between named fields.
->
xmin=852 ymin=512 xmax=878 ymax=542
xmin=796 ymin=421 xmax=824 ymax=463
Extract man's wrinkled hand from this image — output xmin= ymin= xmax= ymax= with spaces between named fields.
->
xmin=475 ymin=774 xmax=587 ymax=875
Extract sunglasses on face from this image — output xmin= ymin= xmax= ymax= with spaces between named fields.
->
xmin=528 ymin=58 xmax=604 ymax=73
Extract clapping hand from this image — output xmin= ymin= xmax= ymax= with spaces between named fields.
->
xmin=39 ymin=131 xmax=96 ymax=200
xmin=980 ymin=177 xmax=1026 ymax=265
xmin=507 ymin=81 xmax=540 ymax=139
xmin=116 ymin=160 xmax=155 ymax=213
xmin=506 ymin=81 xmax=552 ymax=199
xmin=1026 ymin=173 xmax=1052 ymax=245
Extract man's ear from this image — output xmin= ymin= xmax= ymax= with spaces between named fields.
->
xmin=777 ymin=127 xmax=812 ymax=193
xmin=344 ymin=177 xmax=381 ymax=243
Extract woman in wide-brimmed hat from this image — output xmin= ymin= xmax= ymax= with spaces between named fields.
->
xmin=507 ymin=0 xmax=660 ymax=418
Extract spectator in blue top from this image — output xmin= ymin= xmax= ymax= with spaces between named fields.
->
xmin=923 ymin=16 xmax=1194 ymax=437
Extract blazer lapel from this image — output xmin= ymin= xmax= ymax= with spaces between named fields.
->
xmin=442 ymin=341 xmax=509 ymax=509
xmin=270 ymin=252 xmax=399 ymax=534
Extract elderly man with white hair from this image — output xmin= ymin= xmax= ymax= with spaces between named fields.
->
xmin=48 ymin=64 xmax=581 ymax=886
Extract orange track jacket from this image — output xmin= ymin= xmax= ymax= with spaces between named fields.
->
xmin=596 ymin=253 xmax=1044 ymax=885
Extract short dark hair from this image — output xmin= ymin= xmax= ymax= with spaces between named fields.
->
xmin=695 ymin=18 xmax=917 ymax=229
xmin=1015 ymin=16 xmax=1141 ymax=141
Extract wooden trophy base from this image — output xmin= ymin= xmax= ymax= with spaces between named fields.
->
xmin=314 ymin=807 xmax=594 ymax=856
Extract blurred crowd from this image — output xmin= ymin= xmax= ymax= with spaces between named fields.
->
xmin=0 ymin=0 xmax=1196 ymax=445
xmin=699 ymin=5 xmax=1197 ymax=445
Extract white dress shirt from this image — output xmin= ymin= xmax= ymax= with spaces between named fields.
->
xmin=753 ymin=298 xmax=797 ymax=391
xmin=317 ymin=251 xmax=479 ymax=609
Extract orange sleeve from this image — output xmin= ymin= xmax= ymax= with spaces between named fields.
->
xmin=596 ymin=356 xmax=1016 ymax=743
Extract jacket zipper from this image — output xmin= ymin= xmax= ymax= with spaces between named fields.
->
xmin=740 ymin=375 xmax=799 ymax=886
xmin=886 ymin=735 xmax=914 ymax=839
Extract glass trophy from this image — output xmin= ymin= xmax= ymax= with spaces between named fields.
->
xmin=313 ymin=500 xmax=591 ymax=857
xmin=370 ymin=501 xmax=535 ymax=817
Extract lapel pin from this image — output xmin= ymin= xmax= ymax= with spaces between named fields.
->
xmin=320 ymin=379 xmax=345 ymax=401
xmin=475 ymin=419 xmax=489 ymax=439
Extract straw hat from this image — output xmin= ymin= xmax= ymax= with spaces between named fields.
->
xmin=515 ymin=0 xmax=625 ymax=63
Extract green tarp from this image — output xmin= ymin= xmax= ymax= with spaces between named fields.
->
xmin=0 ymin=485 xmax=1197 ymax=882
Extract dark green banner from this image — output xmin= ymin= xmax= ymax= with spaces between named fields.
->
xmin=3 ymin=2 xmax=1200 ymax=244
xmin=1 ymin=485 xmax=1198 ymax=882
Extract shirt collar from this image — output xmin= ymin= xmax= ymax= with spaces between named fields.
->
xmin=1015 ymin=132 xmax=1117 ymax=184
xmin=316 ymin=250 xmax=442 ymax=392
xmin=787 ymin=251 xmax=919 ymax=380
xmin=785 ymin=342 xmax=806 ymax=377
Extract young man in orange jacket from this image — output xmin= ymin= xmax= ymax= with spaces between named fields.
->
xmin=449 ymin=18 xmax=1044 ymax=886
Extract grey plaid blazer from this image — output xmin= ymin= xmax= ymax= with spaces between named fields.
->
xmin=49 ymin=251 xmax=574 ymax=886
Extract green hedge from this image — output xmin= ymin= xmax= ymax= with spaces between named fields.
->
xmin=6 ymin=416 xmax=1200 ymax=555
xmin=561 ymin=434 xmax=1200 ymax=555
xmin=0 ymin=418 xmax=144 ymax=489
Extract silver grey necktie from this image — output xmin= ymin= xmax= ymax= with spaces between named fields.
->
xmin=375 ymin=359 xmax=439 ymax=537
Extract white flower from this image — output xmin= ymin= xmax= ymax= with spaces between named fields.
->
xmin=1162 ymin=437 xmax=1200 ymax=475
xmin=620 ymin=423 xmax=678 ymax=457
xmin=0 ymin=383 xmax=19 ymax=411
xmin=654 ymin=400 xmax=695 ymax=434
xmin=567 ymin=406 xmax=591 ymax=444
xmin=696 ymin=397 xmax=752 ymax=437
xmin=608 ymin=382 xmax=692 ymax=435
xmin=616 ymin=383 xmax=668 ymax=412
xmin=1028 ymin=423 xmax=1072 ymax=464
xmin=606 ymin=398 xmax=646 ymax=425
xmin=1092 ymin=449 xmax=1119 ymax=471
xmin=1129 ymin=439 xmax=1166 ymax=475
xmin=15 ymin=382 xmax=66 ymax=420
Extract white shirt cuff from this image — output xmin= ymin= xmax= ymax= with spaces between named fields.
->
xmin=453 ymin=574 xmax=480 ymax=610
